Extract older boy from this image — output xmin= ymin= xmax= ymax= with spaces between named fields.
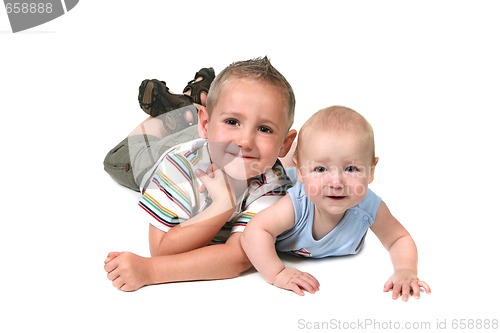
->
xmin=104 ymin=57 xmax=297 ymax=291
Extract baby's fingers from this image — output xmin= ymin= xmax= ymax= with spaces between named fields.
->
xmin=391 ymin=283 xmax=402 ymax=300
xmin=289 ymin=283 xmax=306 ymax=296
xmin=383 ymin=280 xmax=394 ymax=293
xmin=291 ymin=274 xmax=320 ymax=295
xmin=400 ymin=283 xmax=412 ymax=302
xmin=418 ymin=280 xmax=431 ymax=295
xmin=407 ymin=280 xmax=432 ymax=300
xmin=302 ymin=273 xmax=320 ymax=292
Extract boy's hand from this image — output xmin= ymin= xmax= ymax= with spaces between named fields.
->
xmin=196 ymin=164 xmax=247 ymax=209
xmin=383 ymin=269 xmax=431 ymax=301
xmin=196 ymin=164 xmax=235 ymax=207
xmin=273 ymin=267 xmax=320 ymax=296
xmin=104 ymin=251 xmax=153 ymax=292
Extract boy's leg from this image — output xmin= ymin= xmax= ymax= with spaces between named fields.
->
xmin=103 ymin=67 xmax=212 ymax=191
xmin=103 ymin=115 xmax=199 ymax=192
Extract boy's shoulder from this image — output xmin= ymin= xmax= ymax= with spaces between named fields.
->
xmin=140 ymin=138 xmax=209 ymax=191
xmin=168 ymin=137 xmax=207 ymax=155
xmin=243 ymin=160 xmax=292 ymax=207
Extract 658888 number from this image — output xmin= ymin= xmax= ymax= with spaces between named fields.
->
xmin=451 ymin=319 xmax=498 ymax=330
xmin=5 ymin=2 xmax=53 ymax=14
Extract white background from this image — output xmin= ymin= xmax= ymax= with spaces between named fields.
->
xmin=1 ymin=1 xmax=499 ymax=332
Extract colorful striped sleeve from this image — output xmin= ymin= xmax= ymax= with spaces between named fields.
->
xmin=138 ymin=139 xmax=210 ymax=232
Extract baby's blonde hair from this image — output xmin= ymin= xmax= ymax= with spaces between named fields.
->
xmin=296 ymin=105 xmax=376 ymax=164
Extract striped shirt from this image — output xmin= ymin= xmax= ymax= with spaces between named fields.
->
xmin=139 ymin=138 xmax=292 ymax=242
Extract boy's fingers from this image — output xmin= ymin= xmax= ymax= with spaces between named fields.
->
xmin=195 ymin=169 xmax=206 ymax=178
xmin=104 ymin=252 xmax=120 ymax=264
xmin=195 ymin=166 xmax=217 ymax=180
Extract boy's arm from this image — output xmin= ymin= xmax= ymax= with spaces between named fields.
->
xmin=370 ymin=201 xmax=431 ymax=301
xmin=149 ymin=206 xmax=233 ymax=256
xmin=105 ymin=232 xmax=252 ymax=292
xmin=241 ymin=195 xmax=319 ymax=295
xmin=149 ymin=165 xmax=241 ymax=256
xmin=151 ymin=232 xmax=252 ymax=282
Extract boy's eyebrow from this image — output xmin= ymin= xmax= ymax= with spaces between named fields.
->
xmin=218 ymin=110 xmax=282 ymax=128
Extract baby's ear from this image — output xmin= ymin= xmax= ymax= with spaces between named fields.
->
xmin=197 ymin=106 xmax=209 ymax=138
xmin=369 ymin=157 xmax=379 ymax=183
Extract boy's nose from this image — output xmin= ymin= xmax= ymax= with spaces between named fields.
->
xmin=236 ymin=129 xmax=255 ymax=150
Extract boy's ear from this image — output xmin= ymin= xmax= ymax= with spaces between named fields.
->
xmin=197 ymin=106 xmax=209 ymax=138
xmin=278 ymin=129 xmax=297 ymax=158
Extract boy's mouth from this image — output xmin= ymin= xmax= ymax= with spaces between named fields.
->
xmin=229 ymin=152 xmax=257 ymax=160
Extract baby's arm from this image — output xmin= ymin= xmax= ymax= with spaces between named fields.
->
xmin=370 ymin=201 xmax=431 ymax=301
xmin=241 ymin=195 xmax=319 ymax=296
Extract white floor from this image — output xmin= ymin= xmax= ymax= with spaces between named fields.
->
xmin=2 ymin=2 xmax=499 ymax=332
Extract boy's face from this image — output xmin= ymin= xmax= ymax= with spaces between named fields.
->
xmin=296 ymin=129 xmax=377 ymax=216
xmin=198 ymin=78 xmax=296 ymax=179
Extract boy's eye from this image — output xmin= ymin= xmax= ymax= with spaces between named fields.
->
xmin=225 ymin=119 xmax=240 ymax=126
xmin=345 ymin=165 xmax=358 ymax=173
xmin=314 ymin=166 xmax=327 ymax=173
xmin=258 ymin=126 xmax=273 ymax=133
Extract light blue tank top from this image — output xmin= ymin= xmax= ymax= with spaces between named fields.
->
xmin=275 ymin=182 xmax=382 ymax=258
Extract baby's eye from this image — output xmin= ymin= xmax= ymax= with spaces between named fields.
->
xmin=225 ymin=119 xmax=240 ymax=126
xmin=345 ymin=165 xmax=358 ymax=173
xmin=314 ymin=166 xmax=327 ymax=173
xmin=258 ymin=126 xmax=273 ymax=133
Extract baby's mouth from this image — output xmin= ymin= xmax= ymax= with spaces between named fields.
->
xmin=327 ymin=195 xmax=346 ymax=200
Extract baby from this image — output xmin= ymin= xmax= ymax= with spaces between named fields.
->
xmin=241 ymin=106 xmax=431 ymax=300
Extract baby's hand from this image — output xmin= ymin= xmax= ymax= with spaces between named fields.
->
xmin=273 ymin=267 xmax=320 ymax=296
xmin=384 ymin=269 xmax=431 ymax=301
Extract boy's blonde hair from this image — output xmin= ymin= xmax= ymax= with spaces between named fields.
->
xmin=206 ymin=56 xmax=295 ymax=131
xmin=296 ymin=105 xmax=376 ymax=164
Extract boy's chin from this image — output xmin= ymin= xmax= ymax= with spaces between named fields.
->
xmin=221 ymin=162 xmax=267 ymax=180
xmin=222 ymin=166 xmax=254 ymax=180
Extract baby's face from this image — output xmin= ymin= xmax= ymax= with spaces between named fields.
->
xmin=201 ymin=78 xmax=293 ymax=180
xmin=297 ymin=130 xmax=375 ymax=216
